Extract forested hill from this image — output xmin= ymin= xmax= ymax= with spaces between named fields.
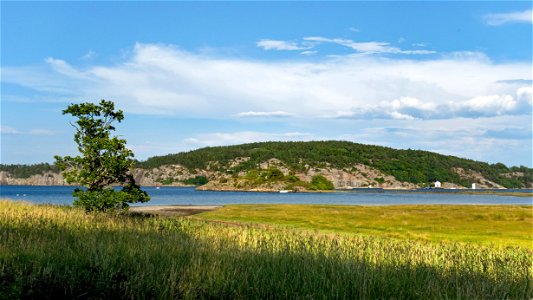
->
xmin=136 ymin=141 xmax=532 ymax=188
xmin=1 ymin=141 xmax=532 ymax=188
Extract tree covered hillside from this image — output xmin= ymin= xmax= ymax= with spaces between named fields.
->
xmin=2 ymin=141 xmax=531 ymax=188
xmin=137 ymin=141 xmax=532 ymax=188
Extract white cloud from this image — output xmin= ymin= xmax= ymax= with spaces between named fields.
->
xmin=0 ymin=126 xmax=55 ymax=136
xmin=461 ymin=95 xmax=517 ymax=115
xmin=388 ymin=111 xmax=415 ymax=120
xmin=517 ymin=86 xmax=532 ymax=105
xmin=349 ymin=27 xmax=360 ymax=32
xmin=453 ymin=88 xmax=532 ymax=118
xmin=29 ymin=129 xmax=56 ymax=136
xmin=2 ymin=43 xmax=531 ymax=121
xmin=300 ymin=50 xmax=317 ymax=56
xmin=235 ymin=111 xmax=295 ymax=118
xmin=0 ymin=126 xmax=21 ymax=135
xmin=82 ymin=50 xmax=96 ymax=60
xmin=485 ymin=9 xmax=533 ymax=26
xmin=183 ymin=131 xmax=314 ymax=148
xmin=45 ymin=57 xmax=87 ymax=79
xmin=257 ymin=36 xmax=435 ymax=55
xmin=339 ymin=88 xmax=531 ymax=120
xmin=303 ymin=36 xmax=436 ymax=55
xmin=256 ymin=39 xmax=310 ymax=51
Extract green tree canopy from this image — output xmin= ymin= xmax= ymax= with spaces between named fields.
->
xmin=55 ymin=100 xmax=149 ymax=211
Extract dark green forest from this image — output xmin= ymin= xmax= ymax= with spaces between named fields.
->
xmin=2 ymin=141 xmax=531 ymax=188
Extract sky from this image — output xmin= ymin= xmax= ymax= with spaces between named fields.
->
xmin=1 ymin=1 xmax=532 ymax=167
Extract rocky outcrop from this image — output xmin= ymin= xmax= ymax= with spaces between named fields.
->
xmin=0 ymin=171 xmax=69 ymax=186
xmin=132 ymin=165 xmax=211 ymax=186
xmin=293 ymin=164 xmax=418 ymax=189
xmin=453 ymin=167 xmax=505 ymax=189
xmin=197 ymin=159 xmax=419 ymax=191
xmin=1 ymin=159 xmax=521 ymax=190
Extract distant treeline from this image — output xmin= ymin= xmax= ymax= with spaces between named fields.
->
xmin=136 ymin=141 xmax=532 ymax=188
xmin=0 ymin=163 xmax=58 ymax=179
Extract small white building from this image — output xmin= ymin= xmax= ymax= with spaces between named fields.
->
xmin=472 ymin=183 xmax=476 ymax=189
xmin=434 ymin=181 xmax=442 ymax=188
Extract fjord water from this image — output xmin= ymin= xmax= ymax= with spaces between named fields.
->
xmin=1 ymin=185 xmax=531 ymax=206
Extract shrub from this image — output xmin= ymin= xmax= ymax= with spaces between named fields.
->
xmin=183 ymin=176 xmax=208 ymax=186
xmin=310 ymin=175 xmax=334 ymax=190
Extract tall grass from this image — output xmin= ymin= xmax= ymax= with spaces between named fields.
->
xmin=198 ymin=204 xmax=533 ymax=248
xmin=1 ymin=200 xmax=531 ymax=299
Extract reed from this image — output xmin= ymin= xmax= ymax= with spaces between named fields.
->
xmin=1 ymin=200 xmax=531 ymax=299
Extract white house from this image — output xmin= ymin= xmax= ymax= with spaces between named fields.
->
xmin=472 ymin=183 xmax=476 ymax=189
xmin=434 ymin=181 xmax=442 ymax=188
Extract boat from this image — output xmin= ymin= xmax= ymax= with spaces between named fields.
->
xmin=279 ymin=190 xmax=290 ymax=193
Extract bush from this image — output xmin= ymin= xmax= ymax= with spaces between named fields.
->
xmin=73 ymin=183 xmax=149 ymax=212
xmin=310 ymin=175 xmax=334 ymax=190
xmin=183 ymin=176 xmax=208 ymax=186
xmin=264 ymin=168 xmax=285 ymax=181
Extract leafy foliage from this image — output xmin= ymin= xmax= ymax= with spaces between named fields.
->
xmin=238 ymin=167 xmax=334 ymax=190
xmin=73 ymin=188 xmax=133 ymax=212
xmin=54 ymin=100 xmax=149 ymax=211
xmin=183 ymin=176 xmax=208 ymax=186
xmin=310 ymin=175 xmax=335 ymax=190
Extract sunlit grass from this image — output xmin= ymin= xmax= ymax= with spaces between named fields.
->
xmin=1 ymin=200 xmax=531 ymax=298
xmin=198 ymin=204 xmax=533 ymax=248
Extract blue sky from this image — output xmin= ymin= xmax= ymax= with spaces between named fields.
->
xmin=1 ymin=1 xmax=532 ymax=167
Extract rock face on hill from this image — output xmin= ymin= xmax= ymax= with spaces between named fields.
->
xmin=0 ymin=162 xmax=528 ymax=190
xmin=0 ymin=171 xmax=68 ymax=186
xmin=1 ymin=141 xmax=531 ymax=190
xmin=0 ymin=161 xmax=429 ymax=190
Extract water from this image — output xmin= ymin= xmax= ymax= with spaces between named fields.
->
xmin=1 ymin=185 xmax=531 ymax=206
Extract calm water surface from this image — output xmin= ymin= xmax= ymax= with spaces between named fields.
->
xmin=1 ymin=185 xmax=531 ymax=206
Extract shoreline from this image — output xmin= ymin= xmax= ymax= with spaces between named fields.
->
xmin=2 ymin=184 xmax=532 ymax=197
xmin=129 ymin=204 xmax=222 ymax=217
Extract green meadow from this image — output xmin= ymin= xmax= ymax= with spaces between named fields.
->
xmin=197 ymin=204 xmax=533 ymax=248
xmin=1 ymin=200 xmax=532 ymax=298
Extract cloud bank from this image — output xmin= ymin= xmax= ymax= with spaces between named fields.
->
xmin=2 ymin=43 xmax=530 ymax=121
xmin=2 ymin=42 xmax=531 ymax=166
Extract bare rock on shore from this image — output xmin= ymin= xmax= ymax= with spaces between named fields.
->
xmin=0 ymin=171 xmax=69 ymax=186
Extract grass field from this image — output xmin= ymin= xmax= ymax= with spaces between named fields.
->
xmin=1 ymin=200 xmax=531 ymax=298
xmin=197 ymin=204 xmax=533 ymax=248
